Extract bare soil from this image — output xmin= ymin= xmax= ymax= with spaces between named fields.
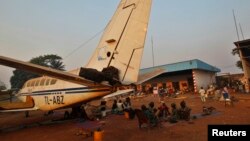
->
xmin=1 ymin=92 xmax=250 ymax=141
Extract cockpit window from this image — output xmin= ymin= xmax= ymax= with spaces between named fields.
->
xmin=27 ymin=81 xmax=31 ymax=87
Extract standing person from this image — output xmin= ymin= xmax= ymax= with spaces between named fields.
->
xmin=111 ymin=100 xmax=118 ymax=114
xmin=168 ymin=87 xmax=174 ymax=97
xmin=199 ymin=87 xmax=206 ymax=103
xmin=222 ymin=86 xmax=230 ymax=100
xmin=99 ymin=100 xmax=107 ymax=118
xmin=158 ymin=87 xmax=165 ymax=102
xmin=153 ymin=87 xmax=158 ymax=97
xmin=214 ymin=87 xmax=221 ymax=101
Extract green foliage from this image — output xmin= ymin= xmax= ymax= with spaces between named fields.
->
xmin=232 ymin=49 xmax=239 ymax=55
xmin=232 ymin=49 xmax=243 ymax=70
xmin=236 ymin=60 xmax=243 ymax=70
xmin=0 ymin=81 xmax=6 ymax=91
xmin=10 ymin=54 xmax=65 ymax=89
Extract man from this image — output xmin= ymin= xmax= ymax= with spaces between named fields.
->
xmin=199 ymin=87 xmax=206 ymax=103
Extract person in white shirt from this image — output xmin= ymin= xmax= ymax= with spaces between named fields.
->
xmin=199 ymin=87 xmax=206 ymax=103
xmin=117 ymin=100 xmax=124 ymax=113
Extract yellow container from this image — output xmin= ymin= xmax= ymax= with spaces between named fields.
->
xmin=93 ymin=130 xmax=104 ymax=141
xmin=124 ymin=111 xmax=129 ymax=119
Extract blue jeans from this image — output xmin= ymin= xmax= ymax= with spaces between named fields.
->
xmin=223 ymin=93 xmax=229 ymax=99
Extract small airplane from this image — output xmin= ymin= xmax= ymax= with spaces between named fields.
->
xmin=0 ymin=0 xmax=156 ymax=115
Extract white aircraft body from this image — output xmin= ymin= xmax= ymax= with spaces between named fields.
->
xmin=0 ymin=0 xmax=153 ymax=112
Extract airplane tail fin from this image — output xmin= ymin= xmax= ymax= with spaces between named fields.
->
xmin=85 ymin=0 xmax=152 ymax=85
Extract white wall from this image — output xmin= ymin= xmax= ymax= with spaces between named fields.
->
xmin=193 ymin=69 xmax=216 ymax=91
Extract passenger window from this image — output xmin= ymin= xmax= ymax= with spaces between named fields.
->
xmin=35 ymin=80 xmax=40 ymax=86
xmin=45 ymin=79 xmax=50 ymax=86
xmin=40 ymin=79 xmax=46 ymax=86
xmin=50 ymin=79 xmax=57 ymax=85
xmin=31 ymin=80 xmax=35 ymax=87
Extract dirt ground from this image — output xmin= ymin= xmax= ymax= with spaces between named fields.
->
xmin=1 ymin=92 xmax=250 ymax=141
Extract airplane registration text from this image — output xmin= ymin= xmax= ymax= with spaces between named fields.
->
xmin=44 ymin=95 xmax=64 ymax=105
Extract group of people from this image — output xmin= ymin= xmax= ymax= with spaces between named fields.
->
xmin=153 ymin=86 xmax=181 ymax=103
xmin=140 ymin=100 xmax=192 ymax=126
xmin=111 ymin=97 xmax=135 ymax=119
xmin=168 ymin=100 xmax=192 ymax=123
xmin=199 ymin=85 xmax=231 ymax=103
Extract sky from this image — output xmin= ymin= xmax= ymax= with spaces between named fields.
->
xmin=0 ymin=0 xmax=250 ymax=88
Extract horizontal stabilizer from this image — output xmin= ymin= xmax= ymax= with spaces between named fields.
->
xmin=102 ymin=89 xmax=134 ymax=99
xmin=0 ymin=56 xmax=108 ymax=87
xmin=136 ymin=68 xmax=165 ymax=84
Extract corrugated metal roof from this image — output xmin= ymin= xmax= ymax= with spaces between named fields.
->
xmin=139 ymin=59 xmax=220 ymax=75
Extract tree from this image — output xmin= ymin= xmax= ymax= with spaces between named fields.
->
xmin=10 ymin=54 xmax=65 ymax=89
xmin=236 ymin=60 xmax=243 ymax=71
xmin=232 ymin=50 xmax=243 ymax=70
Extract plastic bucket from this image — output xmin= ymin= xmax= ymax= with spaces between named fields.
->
xmin=93 ymin=130 xmax=104 ymax=141
xmin=124 ymin=111 xmax=129 ymax=119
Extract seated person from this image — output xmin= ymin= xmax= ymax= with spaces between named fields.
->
xmin=148 ymin=102 xmax=157 ymax=114
xmin=157 ymin=102 xmax=170 ymax=121
xmin=169 ymin=103 xmax=179 ymax=123
xmin=117 ymin=100 xmax=124 ymax=114
xmin=123 ymin=97 xmax=135 ymax=119
xmin=123 ymin=97 xmax=132 ymax=111
xmin=141 ymin=104 xmax=158 ymax=126
xmin=178 ymin=100 xmax=191 ymax=121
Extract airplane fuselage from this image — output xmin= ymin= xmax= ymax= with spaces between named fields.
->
xmin=18 ymin=69 xmax=111 ymax=111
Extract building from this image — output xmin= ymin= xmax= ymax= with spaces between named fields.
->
xmin=233 ymin=39 xmax=250 ymax=93
xmin=137 ymin=59 xmax=220 ymax=93
xmin=216 ymin=73 xmax=245 ymax=92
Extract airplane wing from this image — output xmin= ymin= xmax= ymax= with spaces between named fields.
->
xmin=0 ymin=56 xmax=109 ymax=87
xmin=102 ymin=89 xmax=134 ymax=100
xmin=0 ymin=107 xmax=39 ymax=112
